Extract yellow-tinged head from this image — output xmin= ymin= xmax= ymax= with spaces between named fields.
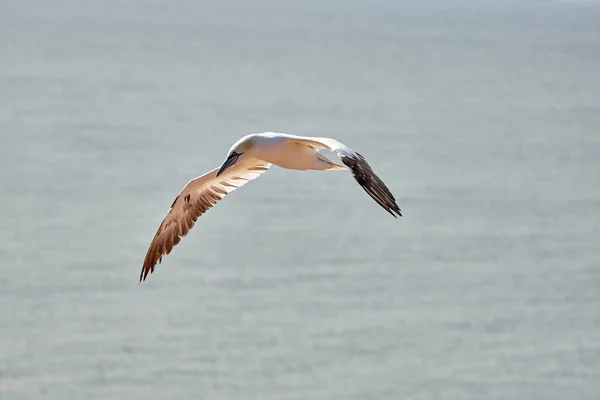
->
xmin=216 ymin=135 xmax=256 ymax=176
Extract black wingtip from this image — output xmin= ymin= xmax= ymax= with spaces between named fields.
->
xmin=139 ymin=265 xmax=152 ymax=282
xmin=341 ymin=154 xmax=403 ymax=219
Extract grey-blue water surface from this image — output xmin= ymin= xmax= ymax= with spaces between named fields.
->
xmin=1 ymin=0 xmax=600 ymax=399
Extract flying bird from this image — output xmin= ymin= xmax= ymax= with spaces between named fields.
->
xmin=140 ymin=132 xmax=401 ymax=281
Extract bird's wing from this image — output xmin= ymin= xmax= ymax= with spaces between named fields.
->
xmin=293 ymin=136 xmax=402 ymax=218
xmin=140 ymin=158 xmax=271 ymax=281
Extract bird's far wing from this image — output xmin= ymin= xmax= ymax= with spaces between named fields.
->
xmin=140 ymin=158 xmax=271 ymax=281
xmin=302 ymin=136 xmax=402 ymax=218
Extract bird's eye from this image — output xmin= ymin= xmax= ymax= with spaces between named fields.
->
xmin=230 ymin=151 xmax=238 ymax=157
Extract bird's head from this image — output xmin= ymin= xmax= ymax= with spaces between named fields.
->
xmin=216 ymin=135 xmax=255 ymax=176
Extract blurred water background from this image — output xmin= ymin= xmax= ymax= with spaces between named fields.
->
xmin=1 ymin=0 xmax=599 ymax=399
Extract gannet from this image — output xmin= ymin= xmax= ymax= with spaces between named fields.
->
xmin=140 ymin=132 xmax=401 ymax=281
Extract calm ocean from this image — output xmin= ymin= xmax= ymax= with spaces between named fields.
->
xmin=1 ymin=1 xmax=599 ymax=399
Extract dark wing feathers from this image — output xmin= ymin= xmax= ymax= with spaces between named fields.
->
xmin=303 ymin=137 xmax=402 ymax=218
xmin=340 ymin=153 xmax=402 ymax=218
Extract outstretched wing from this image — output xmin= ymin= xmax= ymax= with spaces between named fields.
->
xmin=297 ymin=136 xmax=402 ymax=218
xmin=140 ymin=158 xmax=271 ymax=281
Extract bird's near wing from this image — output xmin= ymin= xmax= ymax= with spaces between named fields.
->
xmin=140 ymin=158 xmax=271 ymax=281
xmin=296 ymin=136 xmax=402 ymax=218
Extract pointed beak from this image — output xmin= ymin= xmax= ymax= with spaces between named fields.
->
xmin=216 ymin=153 xmax=240 ymax=177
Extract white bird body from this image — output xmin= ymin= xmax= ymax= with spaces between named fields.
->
xmin=232 ymin=132 xmax=346 ymax=171
xmin=140 ymin=132 xmax=401 ymax=281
